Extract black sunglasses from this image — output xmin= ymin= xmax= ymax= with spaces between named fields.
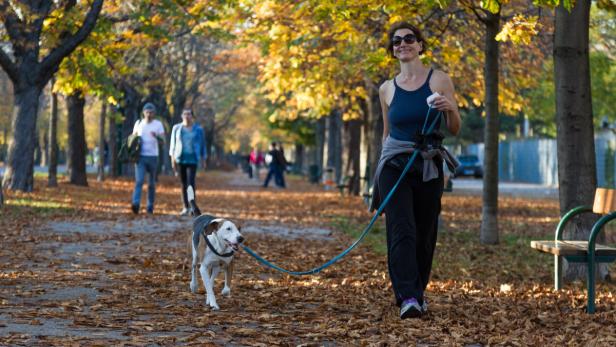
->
xmin=392 ymin=34 xmax=417 ymax=47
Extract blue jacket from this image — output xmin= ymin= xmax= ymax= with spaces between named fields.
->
xmin=169 ymin=123 xmax=207 ymax=163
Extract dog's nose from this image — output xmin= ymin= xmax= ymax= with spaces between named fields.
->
xmin=238 ymin=236 xmax=244 ymax=243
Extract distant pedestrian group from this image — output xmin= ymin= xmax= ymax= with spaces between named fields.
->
xmin=130 ymin=103 xmax=206 ymax=216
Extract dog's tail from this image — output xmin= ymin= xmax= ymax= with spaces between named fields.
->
xmin=187 ymin=185 xmax=201 ymax=216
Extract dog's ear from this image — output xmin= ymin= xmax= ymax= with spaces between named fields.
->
xmin=205 ymin=218 xmax=225 ymax=234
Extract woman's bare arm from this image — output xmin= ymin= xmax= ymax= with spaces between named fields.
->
xmin=431 ymin=71 xmax=461 ymax=135
xmin=379 ymin=81 xmax=391 ymax=141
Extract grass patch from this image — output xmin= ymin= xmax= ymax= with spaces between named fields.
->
xmin=4 ymin=197 xmax=74 ymax=217
xmin=332 ymin=215 xmax=554 ymax=284
xmin=432 ymin=229 xmax=553 ymax=284
xmin=33 ymin=171 xmax=67 ymax=178
xmin=331 ymin=215 xmax=388 ymax=255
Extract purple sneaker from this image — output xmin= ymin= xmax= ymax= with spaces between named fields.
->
xmin=400 ymin=298 xmax=422 ymax=319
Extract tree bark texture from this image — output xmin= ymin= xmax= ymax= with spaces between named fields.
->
xmin=41 ymin=131 xmax=48 ymax=167
xmin=66 ymin=92 xmax=88 ymax=186
xmin=480 ymin=11 xmax=501 ymax=245
xmin=314 ymin=117 xmax=326 ymax=174
xmin=203 ymin=106 xmax=215 ymax=166
xmin=2 ymin=85 xmax=43 ymax=191
xmin=108 ymin=112 xmax=118 ymax=178
xmin=294 ymin=143 xmax=305 ymax=174
xmin=326 ymin=109 xmax=343 ymax=183
xmin=554 ymin=0 xmax=599 ymax=280
xmin=345 ymin=119 xmax=362 ymax=195
xmin=34 ymin=128 xmax=41 ymax=166
xmin=48 ymin=88 xmax=59 ymax=187
xmin=366 ymin=84 xmax=383 ymax=186
xmin=98 ymin=103 xmax=106 ymax=182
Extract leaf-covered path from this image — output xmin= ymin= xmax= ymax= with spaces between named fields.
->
xmin=1 ymin=171 xmax=615 ymax=345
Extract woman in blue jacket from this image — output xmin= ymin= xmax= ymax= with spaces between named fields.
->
xmin=169 ymin=108 xmax=207 ymax=215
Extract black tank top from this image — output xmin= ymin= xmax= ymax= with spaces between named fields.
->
xmin=388 ymin=69 xmax=440 ymax=141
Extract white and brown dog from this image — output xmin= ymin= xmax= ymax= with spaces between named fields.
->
xmin=187 ymin=186 xmax=244 ymax=310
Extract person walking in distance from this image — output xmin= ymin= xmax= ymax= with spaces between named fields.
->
xmin=249 ymin=146 xmax=265 ymax=181
xmin=131 ymin=103 xmax=166 ymax=215
xmin=262 ymin=142 xmax=284 ymax=188
xmin=275 ymin=142 xmax=288 ymax=188
xmin=169 ymin=108 xmax=207 ymax=216
xmin=371 ymin=22 xmax=461 ymax=319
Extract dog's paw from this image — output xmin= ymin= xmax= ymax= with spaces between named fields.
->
xmin=221 ymin=287 xmax=231 ymax=296
xmin=190 ymin=281 xmax=198 ymax=293
xmin=209 ymin=301 xmax=220 ymax=310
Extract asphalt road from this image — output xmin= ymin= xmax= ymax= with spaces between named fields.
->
xmin=0 ymin=165 xmax=559 ymax=199
xmin=452 ymin=177 xmax=558 ymax=199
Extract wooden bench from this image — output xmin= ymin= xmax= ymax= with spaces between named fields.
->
xmin=530 ymin=188 xmax=616 ymax=313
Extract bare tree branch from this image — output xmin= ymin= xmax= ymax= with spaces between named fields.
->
xmin=215 ymin=103 xmax=242 ymax=134
xmin=459 ymin=0 xmax=488 ymax=24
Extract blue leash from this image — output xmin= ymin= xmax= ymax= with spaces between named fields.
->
xmin=242 ymin=106 xmax=443 ymax=275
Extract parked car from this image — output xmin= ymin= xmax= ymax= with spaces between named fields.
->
xmin=455 ymin=155 xmax=483 ymax=178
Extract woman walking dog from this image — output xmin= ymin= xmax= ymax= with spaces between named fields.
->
xmin=371 ymin=22 xmax=461 ymax=319
xmin=169 ymin=108 xmax=207 ymax=216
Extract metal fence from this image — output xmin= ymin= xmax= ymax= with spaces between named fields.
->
xmin=464 ymin=131 xmax=616 ymax=187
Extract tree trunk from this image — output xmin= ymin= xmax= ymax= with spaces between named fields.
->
xmin=554 ymin=0 xmax=598 ymax=280
xmin=365 ymin=82 xmax=384 ymax=186
xmin=294 ymin=143 xmax=304 ymax=174
xmin=34 ymin=128 xmax=41 ymax=166
xmin=120 ymin=83 xmax=142 ymax=176
xmin=203 ymin=106 xmax=215 ymax=166
xmin=97 ymin=103 xmax=106 ymax=182
xmin=315 ymin=117 xmax=326 ymax=174
xmin=480 ymin=11 xmax=501 ymax=245
xmin=326 ymin=109 xmax=343 ymax=183
xmin=172 ymin=93 xmax=187 ymax=126
xmin=345 ymin=119 xmax=362 ymax=195
xmin=66 ymin=92 xmax=88 ymax=186
xmin=48 ymin=86 xmax=59 ymax=187
xmin=2 ymin=127 xmax=7 ymax=161
xmin=41 ymin=131 xmax=48 ymax=168
xmin=2 ymin=85 xmax=43 ymax=191
xmin=108 ymin=112 xmax=118 ymax=178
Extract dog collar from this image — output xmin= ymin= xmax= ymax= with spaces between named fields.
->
xmin=205 ymin=236 xmax=235 ymax=258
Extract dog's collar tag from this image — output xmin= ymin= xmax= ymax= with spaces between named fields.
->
xmin=205 ymin=236 xmax=235 ymax=257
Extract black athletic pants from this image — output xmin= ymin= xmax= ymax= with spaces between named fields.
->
xmin=180 ymin=163 xmax=197 ymax=208
xmin=378 ymin=158 xmax=443 ymax=306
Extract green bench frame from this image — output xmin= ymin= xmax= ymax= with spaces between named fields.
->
xmin=531 ymin=202 xmax=616 ymax=313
